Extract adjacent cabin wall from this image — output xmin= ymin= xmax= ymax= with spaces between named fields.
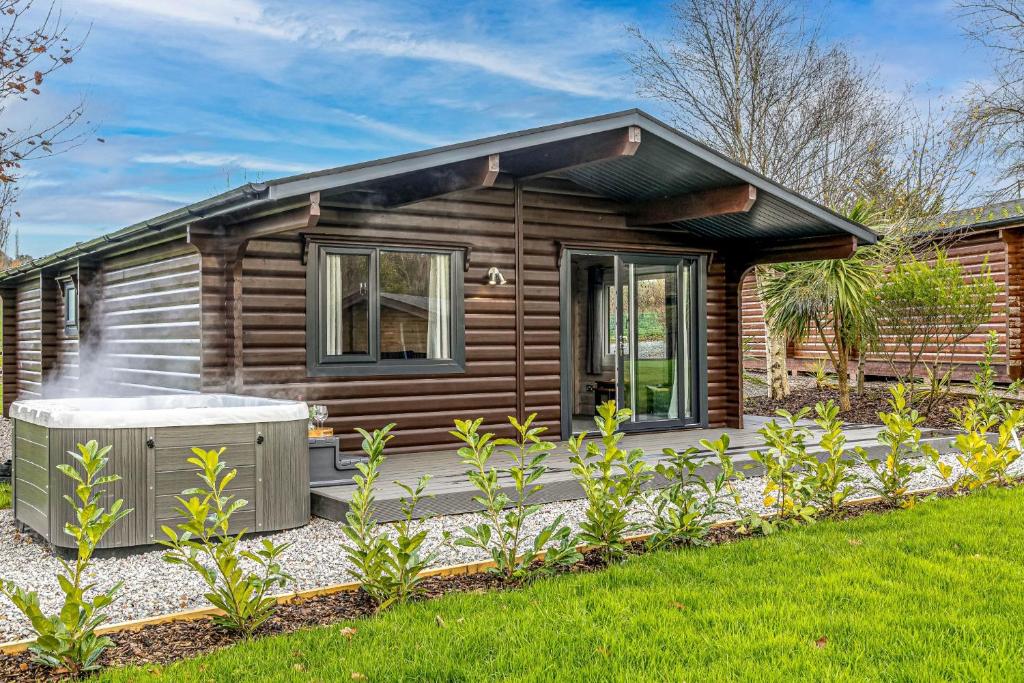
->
xmin=741 ymin=231 xmax=1011 ymax=382
xmin=13 ymin=275 xmax=43 ymax=401
xmin=236 ymin=180 xmax=737 ymax=454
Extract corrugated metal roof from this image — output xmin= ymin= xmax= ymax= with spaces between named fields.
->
xmin=0 ymin=108 xmax=875 ymax=282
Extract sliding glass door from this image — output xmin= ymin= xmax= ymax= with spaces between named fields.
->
xmin=613 ymin=254 xmax=697 ymax=428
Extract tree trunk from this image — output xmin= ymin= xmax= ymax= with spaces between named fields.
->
xmin=856 ymin=353 xmax=865 ymax=395
xmin=835 ymin=346 xmax=852 ymax=412
xmin=757 ymin=267 xmax=789 ymax=400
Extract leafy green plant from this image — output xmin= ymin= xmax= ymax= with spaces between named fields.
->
xmin=341 ymin=424 xmax=438 ymax=609
xmin=0 ymin=481 xmax=10 ymax=510
xmin=810 ymin=359 xmax=834 ymax=391
xmin=451 ymin=414 xmax=580 ymax=581
xmin=0 ymin=441 xmax=130 ymax=673
xmin=748 ymin=408 xmax=818 ymax=528
xmin=805 ymin=401 xmax=858 ymax=516
xmin=647 ymin=435 xmax=739 ymax=549
xmin=949 ymin=405 xmax=1023 ymax=491
xmin=963 ymin=330 xmax=1023 ymax=424
xmin=855 ymin=384 xmax=946 ymax=506
xmin=160 ymin=447 xmax=292 ymax=636
xmin=568 ymin=401 xmax=653 ymax=563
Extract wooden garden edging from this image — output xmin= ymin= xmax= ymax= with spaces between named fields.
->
xmin=0 ymin=485 xmax=948 ymax=656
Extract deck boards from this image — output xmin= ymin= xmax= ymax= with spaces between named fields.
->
xmin=310 ymin=418 xmax=956 ymax=522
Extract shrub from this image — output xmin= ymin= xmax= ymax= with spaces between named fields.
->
xmin=160 ymin=447 xmax=292 ymax=636
xmin=451 ymin=414 xmax=580 ymax=581
xmin=341 ymin=424 xmax=438 ymax=609
xmin=962 ymin=330 xmax=1023 ymax=425
xmin=0 ymin=481 xmax=10 ymax=510
xmin=950 ymin=406 xmax=1024 ymax=491
xmin=0 ymin=441 xmax=130 ymax=673
xmin=647 ymin=435 xmax=738 ymax=549
xmin=855 ymin=384 xmax=945 ymax=506
xmin=747 ymin=408 xmax=818 ymax=530
xmin=805 ymin=401 xmax=858 ymax=516
xmin=568 ymin=401 xmax=653 ymax=563
xmin=810 ymin=359 xmax=833 ymax=391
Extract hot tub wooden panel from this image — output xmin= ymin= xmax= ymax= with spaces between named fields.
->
xmin=12 ymin=417 xmax=309 ymax=549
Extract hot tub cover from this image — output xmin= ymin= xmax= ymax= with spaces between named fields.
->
xmin=10 ymin=394 xmax=309 ymax=429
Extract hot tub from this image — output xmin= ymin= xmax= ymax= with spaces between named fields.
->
xmin=9 ymin=394 xmax=311 ymax=549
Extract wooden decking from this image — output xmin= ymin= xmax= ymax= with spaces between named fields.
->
xmin=310 ymin=417 xmax=956 ymax=522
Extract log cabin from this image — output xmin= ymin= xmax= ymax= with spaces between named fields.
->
xmin=0 ymin=109 xmax=877 ymax=455
xmin=742 ymin=199 xmax=1024 ymax=383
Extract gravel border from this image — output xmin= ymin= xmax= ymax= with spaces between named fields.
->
xmin=0 ymin=442 xmax=1013 ymax=642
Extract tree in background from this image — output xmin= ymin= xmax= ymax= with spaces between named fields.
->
xmin=870 ymin=252 xmax=999 ymax=415
xmin=0 ymin=0 xmax=88 ymax=256
xmin=758 ymin=201 xmax=882 ymax=411
xmin=627 ymin=0 xmax=904 ymax=400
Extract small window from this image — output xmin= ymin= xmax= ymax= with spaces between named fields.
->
xmin=309 ymin=244 xmax=464 ymax=376
xmin=61 ymin=278 xmax=78 ymax=335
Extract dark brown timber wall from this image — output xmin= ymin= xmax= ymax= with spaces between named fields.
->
xmin=237 ymin=180 xmax=738 ymax=454
xmin=741 ymin=231 xmax=1012 ymax=382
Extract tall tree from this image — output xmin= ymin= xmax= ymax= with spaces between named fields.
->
xmin=0 ymin=0 xmax=87 ymax=257
xmin=628 ymin=0 xmax=903 ymax=398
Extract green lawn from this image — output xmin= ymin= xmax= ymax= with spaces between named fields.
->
xmin=93 ymin=488 xmax=1024 ymax=682
xmin=0 ymin=482 xmax=10 ymax=510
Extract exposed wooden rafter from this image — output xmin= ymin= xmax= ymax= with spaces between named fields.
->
xmin=742 ymin=234 xmax=858 ymax=266
xmin=627 ymin=184 xmax=757 ymax=227
xmin=499 ymin=125 xmax=641 ymax=179
xmin=329 ymin=154 xmax=501 ymax=208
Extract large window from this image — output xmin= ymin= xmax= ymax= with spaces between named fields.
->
xmin=308 ymin=243 xmax=464 ymax=375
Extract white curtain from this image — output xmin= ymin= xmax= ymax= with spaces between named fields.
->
xmin=325 ymin=254 xmax=343 ymax=355
xmin=427 ymin=254 xmax=451 ymax=359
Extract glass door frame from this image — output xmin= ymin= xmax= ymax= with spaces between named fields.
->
xmin=559 ymin=247 xmax=708 ymax=440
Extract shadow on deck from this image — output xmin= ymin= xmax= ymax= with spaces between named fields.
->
xmin=310 ymin=416 xmax=956 ymax=522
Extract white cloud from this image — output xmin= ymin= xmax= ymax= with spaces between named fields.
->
xmin=134 ymin=152 xmax=310 ymax=174
xmin=332 ymin=109 xmax=449 ymax=147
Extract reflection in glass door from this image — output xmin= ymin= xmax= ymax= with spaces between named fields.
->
xmin=615 ymin=255 xmax=693 ymax=426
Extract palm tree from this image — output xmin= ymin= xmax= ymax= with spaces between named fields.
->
xmin=759 ymin=201 xmax=882 ymax=411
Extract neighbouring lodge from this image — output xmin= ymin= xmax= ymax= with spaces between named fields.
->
xmin=742 ymin=199 xmax=1024 ymax=383
xmin=0 ymin=110 xmax=877 ymax=456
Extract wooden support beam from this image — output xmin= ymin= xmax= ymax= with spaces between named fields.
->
xmin=742 ymin=234 xmax=858 ymax=266
xmin=330 ymin=155 xmax=501 ymax=208
xmin=627 ymin=184 xmax=756 ymax=227
xmin=498 ymin=126 xmax=641 ymax=179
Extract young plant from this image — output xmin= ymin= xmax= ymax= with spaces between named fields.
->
xmin=950 ymin=405 xmax=1024 ymax=491
xmin=341 ymin=424 xmax=438 ymax=609
xmin=452 ymin=414 xmax=580 ymax=580
xmin=647 ymin=435 xmax=739 ymax=549
xmin=805 ymin=400 xmax=858 ymax=517
xmin=160 ymin=447 xmax=292 ymax=636
xmin=0 ymin=441 xmax=130 ymax=674
xmin=810 ymin=359 xmax=833 ymax=391
xmin=568 ymin=401 xmax=653 ymax=563
xmin=748 ymin=408 xmax=817 ymax=528
xmin=963 ymin=330 xmax=1023 ymax=425
xmin=855 ymin=384 xmax=944 ymax=506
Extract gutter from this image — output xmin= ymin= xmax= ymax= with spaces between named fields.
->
xmin=0 ymin=182 xmax=271 ymax=282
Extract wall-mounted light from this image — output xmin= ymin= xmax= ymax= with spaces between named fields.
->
xmin=486 ymin=266 xmax=507 ymax=286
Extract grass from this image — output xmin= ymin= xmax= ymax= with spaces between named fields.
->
xmin=92 ymin=487 xmax=1024 ymax=682
xmin=0 ymin=482 xmax=10 ymax=510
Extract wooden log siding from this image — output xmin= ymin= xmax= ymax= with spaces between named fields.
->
xmin=91 ymin=245 xmax=202 ymax=395
xmin=740 ymin=232 xmax=1011 ymax=382
xmin=236 ymin=181 xmax=738 ymax=453
xmin=14 ymin=277 xmax=43 ymax=400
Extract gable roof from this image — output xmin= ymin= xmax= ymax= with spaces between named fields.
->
xmin=0 ymin=109 xmax=876 ymax=281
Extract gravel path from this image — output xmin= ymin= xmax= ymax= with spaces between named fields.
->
xmin=0 ymin=440 xmax=1012 ymax=642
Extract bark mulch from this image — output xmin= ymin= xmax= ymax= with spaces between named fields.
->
xmin=744 ymin=386 xmax=970 ymax=429
xmin=0 ymin=488 xmax=968 ymax=682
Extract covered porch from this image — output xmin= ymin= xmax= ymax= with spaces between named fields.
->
xmin=310 ymin=417 xmax=955 ymax=522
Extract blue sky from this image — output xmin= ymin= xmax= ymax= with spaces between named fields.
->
xmin=10 ymin=0 xmax=992 ymax=256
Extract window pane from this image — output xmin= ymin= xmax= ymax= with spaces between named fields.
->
xmin=65 ymin=284 xmax=77 ymax=325
xmin=379 ymin=251 xmax=452 ymax=360
xmin=323 ymin=252 xmax=370 ymax=356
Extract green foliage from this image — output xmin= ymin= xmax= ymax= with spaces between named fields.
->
xmin=805 ymin=401 xmax=858 ymax=516
xmin=160 ymin=447 xmax=292 ymax=636
xmin=810 ymin=359 xmax=833 ymax=390
xmin=747 ymin=408 xmax=818 ymax=532
xmin=451 ymin=414 xmax=580 ymax=581
xmin=340 ymin=424 xmax=438 ymax=609
xmin=871 ymin=252 xmax=999 ymax=414
xmin=0 ymin=441 xmax=131 ymax=673
xmin=647 ymin=435 xmax=739 ymax=549
xmin=855 ymin=385 xmax=944 ymax=506
xmin=964 ymin=330 xmax=1023 ymax=424
xmin=950 ymin=406 xmax=1023 ymax=491
xmin=568 ymin=401 xmax=653 ymax=563
xmin=0 ymin=481 xmax=10 ymax=510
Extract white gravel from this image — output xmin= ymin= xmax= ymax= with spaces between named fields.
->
xmin=0 ymin=446 xmax=1017 ymax=642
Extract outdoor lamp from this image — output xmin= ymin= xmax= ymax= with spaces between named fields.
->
xmin=486 ymin=266 xmax=507 ymax=286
